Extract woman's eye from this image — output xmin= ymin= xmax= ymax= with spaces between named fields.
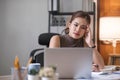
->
xmin=80 ymin=25 xmax=87 ymax=29
xmin=74 ymin=24 xmax=78 ymax=27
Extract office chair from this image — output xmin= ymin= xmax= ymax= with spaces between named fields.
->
xmin=30 ymin=33 xmax=59 ymax=67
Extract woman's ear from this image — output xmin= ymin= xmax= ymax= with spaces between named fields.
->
xmin=66 ymin=21 xmax=70 ymax=28
xmin=67 ymin=23 xmax=71 ymax=28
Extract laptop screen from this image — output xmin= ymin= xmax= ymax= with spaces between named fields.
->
xmin=44 ymin=48 xmax=93 ymax=79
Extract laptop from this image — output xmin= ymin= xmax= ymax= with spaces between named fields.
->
xmin=44 ymin=48 xmax=93 ymax=79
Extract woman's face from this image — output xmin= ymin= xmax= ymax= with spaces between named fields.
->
xmin=68 ymin=17 xmax=89 ymax=39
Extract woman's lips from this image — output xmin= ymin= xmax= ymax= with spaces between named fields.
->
xmin=74 ymin=33 xmax=80 ymax=36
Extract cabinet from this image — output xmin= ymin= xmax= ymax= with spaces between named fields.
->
xmin=99 ymin=0 xmax=120 ymax=64
xmin=100 ymin=0 xmax=120 ymax=17
xmin=48 ymin=0 xmax=96 ymax=43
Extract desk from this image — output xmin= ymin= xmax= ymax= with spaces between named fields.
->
xmin=92 ymin=72 xmax=120 ymax=80
xmin=1 ymin=72 xmax=120 ymax=80
xmin=0 ymin=75 xmax=11 ymax=80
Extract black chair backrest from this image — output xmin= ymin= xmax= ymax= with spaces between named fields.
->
xmin=38 ymin=33 xmax=59 ymax=47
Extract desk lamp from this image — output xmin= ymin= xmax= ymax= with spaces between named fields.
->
xmin=99 ymin=17 xmax=120 ymax=54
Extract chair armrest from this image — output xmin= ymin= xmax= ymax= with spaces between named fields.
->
xmin=30 ymin=48 xmax=44 ymax=63
xmin=30 ymin=48 xmax=44 ymax=57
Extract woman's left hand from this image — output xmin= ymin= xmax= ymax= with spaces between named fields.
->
xmin=85 ymin=26 xmax=94 ymax=47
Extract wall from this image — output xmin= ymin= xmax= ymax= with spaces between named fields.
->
xmin=0 ymin=0 xmax=48 ymax=75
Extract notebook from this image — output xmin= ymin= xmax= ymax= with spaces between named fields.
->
xmin=44 ymin=48 xmax=93 ymax=79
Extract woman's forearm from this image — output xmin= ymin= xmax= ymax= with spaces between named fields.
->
xmin=93 ymin=48 xmax=105 ymax=70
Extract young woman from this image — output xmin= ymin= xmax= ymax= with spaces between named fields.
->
xmin=49 ymin=11 xmax=104 ymax=72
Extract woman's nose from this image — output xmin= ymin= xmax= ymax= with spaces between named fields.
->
xmin=75 ymin=26 xmax=81 ymax=32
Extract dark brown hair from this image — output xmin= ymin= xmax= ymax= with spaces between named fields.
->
xmin=63 ymin=11 xmax=91 ymax=34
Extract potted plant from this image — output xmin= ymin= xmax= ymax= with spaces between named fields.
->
xmin=39 ymin=66 xmax=58 ymax=80
xmin=28 ymin=68 xmax=38 ymax=75
xmin=27 ymin=63 xmax=40 ymax=80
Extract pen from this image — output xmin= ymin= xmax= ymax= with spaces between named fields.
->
xmin=113 ymin=71 xmax=120 ymax=74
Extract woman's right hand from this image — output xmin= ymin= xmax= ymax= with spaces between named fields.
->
xmin=92 ymin=64 xmax=100 ymax=72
